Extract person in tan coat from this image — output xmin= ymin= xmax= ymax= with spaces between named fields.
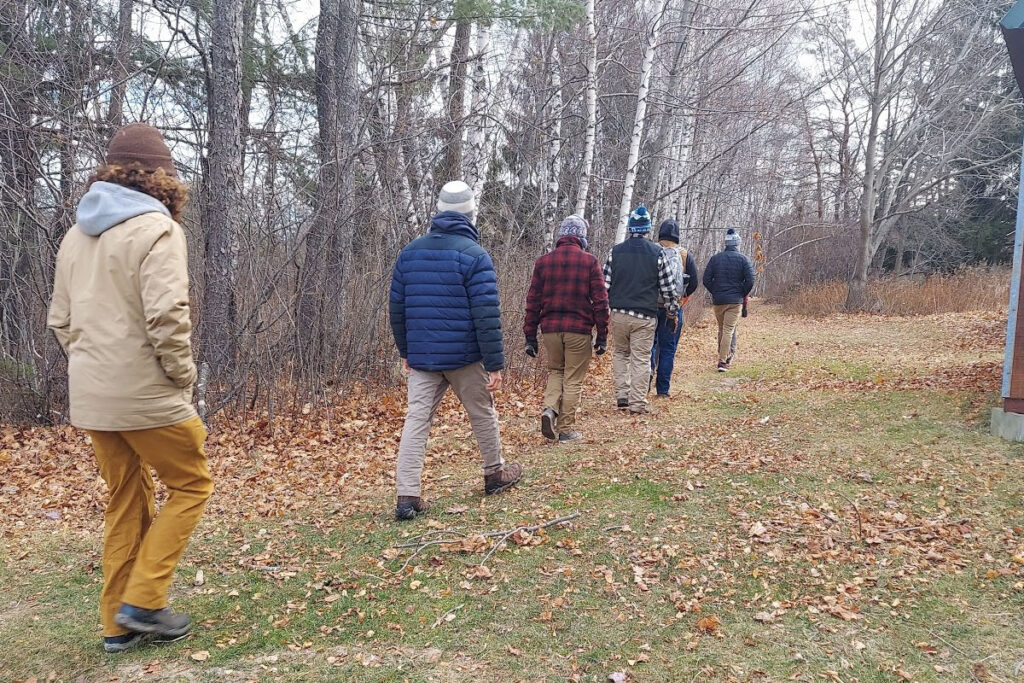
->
xmin=48 ymin=124 xmax=213 ymax=653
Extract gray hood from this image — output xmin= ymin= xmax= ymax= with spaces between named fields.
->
xmin=76 ymin=181 xmax=171 ymax=236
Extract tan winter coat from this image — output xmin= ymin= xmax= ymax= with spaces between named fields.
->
xmin=48 ymin=209 xmax=198 ymax=431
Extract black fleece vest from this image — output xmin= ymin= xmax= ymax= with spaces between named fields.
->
xmin=608 ymin=237 xmax=661 ymax=318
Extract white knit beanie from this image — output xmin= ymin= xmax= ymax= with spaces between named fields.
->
xmin=437 ymin=180 xmax=477 ymax=221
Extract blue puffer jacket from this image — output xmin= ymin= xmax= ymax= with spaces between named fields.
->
xmin=702 ymin=245 xmax=755 ymax=305
xmin=389 ymin=212 xmax=505 ymax=372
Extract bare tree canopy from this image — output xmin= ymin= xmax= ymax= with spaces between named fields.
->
xmin=0 ymin=0 xmax=1018 ymax=421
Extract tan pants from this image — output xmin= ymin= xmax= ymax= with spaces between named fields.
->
xmin=542 ymin=332 xmax=592 ymax=432
xmin=396 ymin=362 xmax=504 ymax=497
xmin=714 ymin=304 xmax=742 ymax=362
xmin=611 ymin=311 xmax=657 ymax=411
xmin=87 ymin=416 xmax=213 ymax=637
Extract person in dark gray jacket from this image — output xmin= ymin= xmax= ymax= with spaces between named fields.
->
xmin=702 ymin=228 xmax=755 ymax=372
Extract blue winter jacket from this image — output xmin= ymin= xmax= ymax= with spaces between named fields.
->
xmin=389 ymin=212 xmax=505 ymax=372
xmin=702 ymin=245 xmax=755 ymax=305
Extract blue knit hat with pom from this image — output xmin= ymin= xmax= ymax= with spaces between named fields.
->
xmin=725 ymin=227 xmax=741 ymax=247
xmin=627 ymin=206 xmax=652 ymax=233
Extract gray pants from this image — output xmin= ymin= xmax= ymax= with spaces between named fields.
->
xmin=396 ymin=362 xmax=504 ymax=497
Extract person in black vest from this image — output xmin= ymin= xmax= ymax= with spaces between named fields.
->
xmin=602 ymin=206 xmax=679 ymax=414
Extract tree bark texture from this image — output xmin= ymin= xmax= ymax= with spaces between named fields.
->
xmin=200 ymin=0 xmax=245 ymax=377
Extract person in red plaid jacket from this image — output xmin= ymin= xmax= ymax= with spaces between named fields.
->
xmin=524 ymin=215 xmax=610 ymax=443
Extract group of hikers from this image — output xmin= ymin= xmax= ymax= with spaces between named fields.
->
xmin=47 ymin=124 xmax=755 ymax=652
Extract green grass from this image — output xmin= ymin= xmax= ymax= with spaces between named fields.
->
xmin=4 ymin=308 xmax=1024 ymax=680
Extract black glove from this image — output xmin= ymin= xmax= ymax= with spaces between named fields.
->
xmin=525 ymin=339 xmax=538 ymax=358
xmin=667 ymin=313 xmax=679 ymax=334
xmin=594 ymin=339 xmax=607 ymax=356
xmin=742 ymin=296 xmax=749 ymax=318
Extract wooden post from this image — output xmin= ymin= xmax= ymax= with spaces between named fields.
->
xmin=1000 ymin=3 xmax=1024 ymax=414
xmin=1003 ymin=129 xmax=1024 ymax=413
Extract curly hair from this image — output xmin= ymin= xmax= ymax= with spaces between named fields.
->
xmin=90 ymin=163 xmax=189 ymax=222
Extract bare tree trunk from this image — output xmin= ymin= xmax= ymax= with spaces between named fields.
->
xmin=541 ymin=37 xmax=563 ymax=252
xmin=574 ymin=0 xmax=598 ymax=218
xmin=295 ymin=0 xmax=359 ymax=378
xmin=614 ymin=0 xmax=670 ymax=244
xmin=200 ymin=0 xmax=245 ymax=378
xmin=441 ymin=17 xmax=471 ymax=183
xmin=464 ymin=22 xmax=492 ymax=198
xmin=106 ymin=0 xmax=133 ymax=129
xmin=847 ymin=0 xmax=885 ymax=312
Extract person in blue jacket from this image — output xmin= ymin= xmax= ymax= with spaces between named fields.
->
xmin=702 ymin=228 xmax=755 ymax=372
xmin=389 ymin=181 xmax=524 ymax=520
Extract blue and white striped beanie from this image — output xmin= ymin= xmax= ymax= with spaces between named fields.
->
xmin=627 ymin=206 xmax=652 ymax=234
xmin=725 ymin=227 xmax=741 ymax=247
xmin=437 ymin=180 xmax=477 ymax=221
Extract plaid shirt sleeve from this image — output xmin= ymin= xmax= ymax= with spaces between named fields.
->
xmin=657 ymin=251 xmax=679 ymax=314
xmin=603 ymin=252 xmax=613 ymax=290
xmin=523 ymin=259 xmax=544 ymax=342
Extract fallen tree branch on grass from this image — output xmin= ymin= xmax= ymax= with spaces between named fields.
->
xmin=388 ymin=511 xmax=581 ymax=572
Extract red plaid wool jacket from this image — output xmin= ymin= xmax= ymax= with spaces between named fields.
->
xmin=524 ymin=236 xmax=610 ymax=343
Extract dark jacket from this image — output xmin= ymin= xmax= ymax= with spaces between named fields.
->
xmin=702 ymin=245 xmax=755 ymax=305
xmin=524 ymin=236 xmax=610 ymax=343
xmin=389 ymin=212 xmax=504 ymax=372
xmin=604 ymin=235 xmax=679 ymax=318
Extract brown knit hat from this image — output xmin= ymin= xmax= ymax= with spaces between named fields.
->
xmin=106 ymin=123 xmax=177 ymax=177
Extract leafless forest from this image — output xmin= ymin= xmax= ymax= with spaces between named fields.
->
xmin=1 ymin=0 xmax=1019 ymax=421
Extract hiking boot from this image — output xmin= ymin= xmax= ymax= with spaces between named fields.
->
xmin=653 ymin=393 xmax=670 ymax=400
xmin=484 ymin=462 xmax=523 ymax=495
xmin=616 ymin=398 xmax=628 ymax=409
xmin=540 ymin=408 xmax=558 ymax=441
xmin=103 ymin=632 xmax=148 ymax=654
xmin=717 ymin=361 xmax=730 ymax=372
xmin=396 ymin=496 xmax=430 ymax=521
xmin=114 ymin=605 xmax=191 ymax=639
xmin=558 ymin=431 xmax=582 ymax=443
xmin=629 ymin=406 xmax=650 ymax=415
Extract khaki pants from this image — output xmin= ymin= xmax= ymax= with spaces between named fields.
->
xmin=611 ymin=311 xmax=657 ymax=411
xmin=87 ymin=416 xmax=213 ymax=637
xmin=396 ymin=362 xmax=504 ymax=497
xmin=542 ymin=332 xmax=592 ymax=432
xmin=714 ymin=304 xmax=742 ymax=362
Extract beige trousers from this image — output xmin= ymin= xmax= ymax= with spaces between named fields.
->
xmin=611 ymin=311 xmax=657 ymax=411
xmin=542 ymin=332 xmax=593 ymax=432
xmin=714 ymin=304 xmax=742 ymax=362
xmin=396 ymin=362 xmax=504 ymax=497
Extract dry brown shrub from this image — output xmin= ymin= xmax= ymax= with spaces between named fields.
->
xmin=781 ymin=268 xmax=1009 ymax=317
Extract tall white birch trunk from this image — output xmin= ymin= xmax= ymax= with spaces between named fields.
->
xmin=464 ymin=22 xmax=492 ymax=198
xmin=614 ymin=0 xmax=670 ymax=244
xmin=574 ymin=0 xmax=598 ymax=218
xmin=542 ymin=45 xmax=563 ymax=252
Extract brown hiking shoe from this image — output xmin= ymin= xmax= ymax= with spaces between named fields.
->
xmin=396 ymin=496 xmax=430 ymax=521
xmin=484 ymin=462 xmax=523 ymax=495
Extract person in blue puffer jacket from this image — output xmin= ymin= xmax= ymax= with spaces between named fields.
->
xmin=702 ymin=227 xmax=755 ymax=372
xmin=389 ymin=181 xmax=524 ymax=521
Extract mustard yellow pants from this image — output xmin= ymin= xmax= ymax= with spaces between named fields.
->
xmin=87 ymin=416 xmax=213 ymax=636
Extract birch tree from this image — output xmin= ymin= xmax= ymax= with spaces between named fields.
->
xmin=574 ymin=0 xmax=599 ymax=218
xmin=614 ymin=0 xmax=671 ymax=244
